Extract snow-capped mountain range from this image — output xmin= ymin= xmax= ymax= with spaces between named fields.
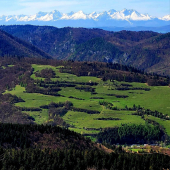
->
xmin=0 ymin=9 xmax=169 ymax=28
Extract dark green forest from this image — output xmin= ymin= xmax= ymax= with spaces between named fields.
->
xmin=0 ymin=123 xmax=169 ymax=170
xmin=97 ymin=124 xmax=164 ymax=145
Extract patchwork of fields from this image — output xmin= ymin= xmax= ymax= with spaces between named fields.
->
xmin=5 ymin=64 xmax=170 ymax=138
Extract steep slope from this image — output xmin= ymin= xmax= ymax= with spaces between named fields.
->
xmin=0 ymin=29 xmax=52 ymax=59
xmin=70 ymin=37 xmax=123 ymax=62
xmin=0 ymin=25 xmax=159 ymax=59
xmin=0 ymin=25 xmax=114 ymax=59
xmin=1 ymin=25 xmax=170 ymax=76
xmin=125 ymin=33 xmax=170 ymax=75
xmin=0 ymin=123 xmax=94 ymax=150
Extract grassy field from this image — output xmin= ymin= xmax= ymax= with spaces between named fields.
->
xmin=31 ymin=64 xmax=101 ymax=83
xmin=5 ymin=64 xmax=170 ymax=137
xmin=129 ymin=148 xmax=145 ymax=153
xmin=145 ymin=115 xmax=170 ymax=135
xmin=63 ymin=109 xmax=145 ymax=134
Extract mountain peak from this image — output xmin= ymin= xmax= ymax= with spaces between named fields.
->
xmin=76 ymin=10 xmax=85 ymax=14
xmin=160 ymin=15 xmax=170 ymax=21
xmin=71 ymin=10 xmax=87 ymax=20
xmin=108 ymin=9 xmax=117 ymax=15
xmin=121 ymin=8 xmax=137 ymax=15
xmin=0 ymin=9 xmax=169 ymax=27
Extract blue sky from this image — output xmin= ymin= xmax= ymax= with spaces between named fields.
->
xmin=0 ymin=0 xmax=169 ymax=17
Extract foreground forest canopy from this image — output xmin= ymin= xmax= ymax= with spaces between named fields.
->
xmin=0 ymin=25 xmax=170 ymax=76
xmin=0 ymin=123 xmax=169 ymax=170
xmin=0 ymin=57 xmax=170 ymax=169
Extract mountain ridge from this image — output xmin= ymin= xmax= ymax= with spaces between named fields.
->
xmin=0 ymin=9 xmax=169 ymax=28
xmin=0 ymin=29 xmax=52 ymax=59
xmin=1 ymin=25 xmax=170 ymax=76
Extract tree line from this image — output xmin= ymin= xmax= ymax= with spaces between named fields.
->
xmin=97 ymin=124 xmax=164 ymax=145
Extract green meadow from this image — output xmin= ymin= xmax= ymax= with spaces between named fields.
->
xmin=5 ymin=64 xmax=170 ymax=136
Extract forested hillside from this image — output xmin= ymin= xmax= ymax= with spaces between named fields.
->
xmin=1 ymin=25 xmax=170 ymax=76
xmin=0 ymin=29 xmax=52 ymax=59
xmin=0 ymin=123 xmax=169 ymax=170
